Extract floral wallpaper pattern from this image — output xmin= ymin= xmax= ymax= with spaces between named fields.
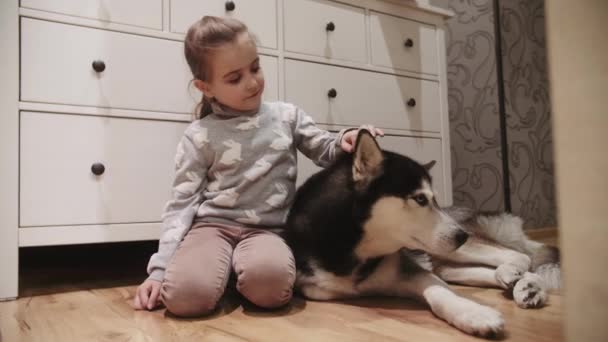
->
xmin=500 ymin=0 xmax=556 ymax=228
xmin=436 ymin=0 xmax=556 ymax=228
xmin=445 ymin=0 xmax=506 ymax=213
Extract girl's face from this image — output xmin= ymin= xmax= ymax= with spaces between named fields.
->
xmin=195 ymin=32 xmax=264 ymax=112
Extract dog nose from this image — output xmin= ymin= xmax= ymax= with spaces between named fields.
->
xmin=454 ymin=230 xmax=469 ymax=247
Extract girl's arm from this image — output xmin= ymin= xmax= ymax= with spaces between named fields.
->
xmin=146 ymin=130 xmax=208 ymax=282
xmin=292 ymin=106 xmax=353 ymax=168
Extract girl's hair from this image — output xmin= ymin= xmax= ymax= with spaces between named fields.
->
xmin=184 ymin=16 xmax=250 ymax=119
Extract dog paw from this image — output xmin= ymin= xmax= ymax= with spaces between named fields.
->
xmin=450 ymin=302 xmax=504 ymax=339
xmin=496 ymin=263 xmax=526 ymax=289
xmin=513 ymin=272 xmax=547 ymax=309
xmin=495 ymin=254 xmax=531 ymax=290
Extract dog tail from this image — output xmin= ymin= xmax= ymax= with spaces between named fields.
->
xmin=525 ymin=240 xmax=561 ymax=290
xmin=446 ymin=207 xmax=561 ymax=290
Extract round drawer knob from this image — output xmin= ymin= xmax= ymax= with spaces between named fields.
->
xmin=326 ymin=22 xmax=335 ymax=32
xmin=407 ymin=98 xmax=416 ymax=107
xmin=225 ymin=1 xmax=236 ymax=11
xmin=92 ymin=60 xmax=106 ymax=73
xmin=327 ymin=88 xmax=338 ymax=98
xmin=91 ymin=163 xmax=105 ymax=176
xmin=404 ymin=38 xmax=414 ymax=48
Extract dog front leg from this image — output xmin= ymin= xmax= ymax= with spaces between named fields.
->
xmin=434 ymin=263 xmax=548 ymax=308
xmin=441 ymin=239 xmax=531 ymax=289
xmin=394 ymin=271 xmax=504 ymax=338
xmin=434 ymin=264 xmax=501 ymax=287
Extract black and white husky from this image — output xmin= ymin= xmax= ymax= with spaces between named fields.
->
xmin=285 ymin=130 xmax=560 ymax=338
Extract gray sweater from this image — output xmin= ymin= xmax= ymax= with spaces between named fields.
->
xmin=147 ymin=101 xmax=349 ymax=281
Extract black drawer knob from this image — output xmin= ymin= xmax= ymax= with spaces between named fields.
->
xmin=91 ymin=163 xmax=105 ymax=176
xmin=225 ymin=1 xmax=236 ymax=11
xmin=327 ymin=88 xmax=338 ymax=98
xmin=407 ymin=98 xmax=416 ymax=107
xmin=92 ymin=60 xmax=106 ymax=73
xmin=404 ymin=38 xmax=414 ymax=48
xmin=326 ymin=22 xmax=335 ymax=32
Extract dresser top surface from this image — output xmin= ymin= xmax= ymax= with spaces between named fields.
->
xmin=378 ymin=0 xmax=454 ymax=18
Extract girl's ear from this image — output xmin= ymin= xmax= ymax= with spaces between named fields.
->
xmin=193 ymin=79 xmax=213 ymax=98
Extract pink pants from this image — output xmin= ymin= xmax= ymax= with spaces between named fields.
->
xmin=160 ymin=222 xmax=296 ymax=317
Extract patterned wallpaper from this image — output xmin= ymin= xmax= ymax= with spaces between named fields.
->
xmin=434 ymin=0 xmax=556 ymax=228
xmin=444 ymin=0 xmax=506 ymax=212
xmin=499 ymin=0 xmax=556 ymax=228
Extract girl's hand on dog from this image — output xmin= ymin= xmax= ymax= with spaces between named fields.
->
xmin=341 ymin=125 xmax=384 ymax=153
xmin=133 ymin=279 xmax=162 ymax=311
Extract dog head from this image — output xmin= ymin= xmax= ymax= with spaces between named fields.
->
xmin=352 ymin=130 xmax=468 ymax=259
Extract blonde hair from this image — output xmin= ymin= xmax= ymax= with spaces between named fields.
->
xmin=184 ymin=16 xmax=250 ymax=119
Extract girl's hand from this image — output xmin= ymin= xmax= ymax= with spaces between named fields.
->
xmin=133 ymin=278 xmax=162 ymax=311
xmin=340 ymin=125 xmax=385 ymax=153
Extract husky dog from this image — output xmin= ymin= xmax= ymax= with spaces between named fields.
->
xmin=285 ymin=130 xmax=560 ymax=338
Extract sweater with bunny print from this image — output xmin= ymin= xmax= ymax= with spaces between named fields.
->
xmin=147 ymin=101 xmax=349 ymax=282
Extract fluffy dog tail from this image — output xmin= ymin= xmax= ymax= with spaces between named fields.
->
xmin=478 ymin=213 xmax=561 ymax=290
xmin=524 ymin=240 xmax=561 ymax=290
xmin=446 ymin=207 xmax=561 ymax=290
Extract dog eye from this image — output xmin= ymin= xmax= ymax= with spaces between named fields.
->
xmin=412 ymin=194 xmax=429 ymax=207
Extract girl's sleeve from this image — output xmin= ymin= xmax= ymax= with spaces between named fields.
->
xmin=146 ymin=130 xmax=208 ymax=282
xmin=292 ymin=106 xmax=353 ymax=168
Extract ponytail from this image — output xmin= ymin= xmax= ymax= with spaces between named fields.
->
xmin=195 ymin=94 xmax=214 ymax=120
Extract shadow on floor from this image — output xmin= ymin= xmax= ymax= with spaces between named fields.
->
xmin=19 ymin=241 xmax=157 ymax=297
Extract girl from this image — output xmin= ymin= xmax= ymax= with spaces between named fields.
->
xmin=133 ymin=16 xmax=383 ymax=317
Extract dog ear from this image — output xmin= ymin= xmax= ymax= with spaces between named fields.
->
xmin=423 ymin=160 xmax=436 ymax=171
xmin=352 ymin=129 xmax=384 ymax=191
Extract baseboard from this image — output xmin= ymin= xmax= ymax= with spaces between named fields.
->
xmin=526 ymin=227 xmax=559 ymax=241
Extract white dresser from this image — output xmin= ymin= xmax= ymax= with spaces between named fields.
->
xmin=0 ymin=0 xmax=453 ymax=300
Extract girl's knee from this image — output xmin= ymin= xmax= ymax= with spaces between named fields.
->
xmin=161 ymin=278 xmax=224 ymax=317
xmin=236 ymin=262 xmax=295 ymax=308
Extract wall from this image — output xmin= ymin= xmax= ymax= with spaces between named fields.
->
xmin=432 ymin=0 xmax=556 ymax=228
xmin=500 ymin=0 xmax=556 ymax=228
xmin=442 ymin=0 xmax=505 ymax=213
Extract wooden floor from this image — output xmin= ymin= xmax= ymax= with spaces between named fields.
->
xmin=0 ymin=233 xmax=562 ymax=342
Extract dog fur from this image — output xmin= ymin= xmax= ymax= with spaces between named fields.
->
xmin=284 ymin=130 xmax=560 ymax=338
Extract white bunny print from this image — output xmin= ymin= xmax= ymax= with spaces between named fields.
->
xmin=192 ymin=127 xmax=209 ymax=148
xmin=197 ymin=204 xmax=220 ymax=217
xmin=160 ymin=227 xmax=183 ymax=244
xmin=282 ymin=107 xmax=297 ymax=123
xmin=236 ymin=116 xmax=261 ymax=130
xmin=286 ymin=166 xmax=297 ymax=180
xmin=174 ymin=140 xmax=185 ymax=169
xmin=236 ymin=210 xmax=261 ymax=225
xmin=300 ymin=126 xmax=326 ymax=149
xmin=213 ymin=188 xmax=240 ymax=208
xmin=174 ymin=171 xmax=202 ymax=195
xmin=266 ymin=183 xmax=289 ymax=208
xmin=244 ymin=158 xmax=273 ymax=181
xmin=219 ymin=139 xmax=243 ymax=165
xmin=160 ymin=218 xmax=187 ymax=244
xmin=207 ymin=171 xmax=225 ymax=192
xmin=270 ymin=129 xmax=291 ymax=151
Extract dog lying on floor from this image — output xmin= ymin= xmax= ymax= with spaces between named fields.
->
xmin=284 ymin=130 xmax=560 ymax=338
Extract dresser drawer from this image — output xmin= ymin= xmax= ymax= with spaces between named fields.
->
xmin=19 ymin=112 xmax=188 ymax=227
xmin=21 ymin=18 xmax=193 ymax=114
xmin=370 ymin=12 xmax=438 ymax=75
xmin=170 ymin=0 xmax=277 ymax=49
xmin=21 ymin=0 xmax=162 ymax=30
xmin=297 ymin=135 xmax=446 ymax=203
xmin=284 ymin=0 xmax=366 ymax=64
xmin=285 ymin=59 xmax=441 ymax=133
